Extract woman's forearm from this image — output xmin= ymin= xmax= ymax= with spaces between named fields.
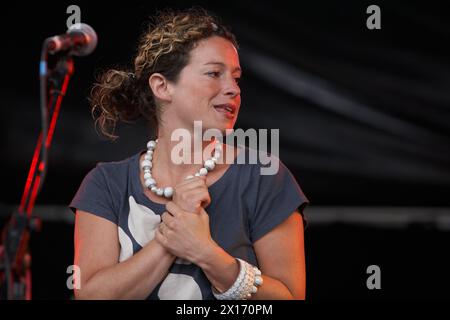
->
xmin=196 ymin=243 xmax=300 ymax=300
xmin=75 ymin=239 xmax=176 ymax=300
xmin=195 ymin=243 xmax=240 ymax=293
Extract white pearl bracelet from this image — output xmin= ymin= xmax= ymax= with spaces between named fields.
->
xmin=212 ymin=258 xmax=263 ymax=300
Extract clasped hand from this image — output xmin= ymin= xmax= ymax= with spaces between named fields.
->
xmin=155 ymin=176 xmax=216 ymax=263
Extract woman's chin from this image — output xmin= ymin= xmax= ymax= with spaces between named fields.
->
xmin=200 ymin=119 xmax=234 ymax=132
xmin=213 ymin=123 xmax=235 ymax=134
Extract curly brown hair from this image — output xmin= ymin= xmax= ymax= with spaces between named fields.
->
xmin=90 ymin=7 xmax=238 ymax=140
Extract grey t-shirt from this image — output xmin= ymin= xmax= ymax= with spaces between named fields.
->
xmin=69 ymin=146 xmax=309 ymax=300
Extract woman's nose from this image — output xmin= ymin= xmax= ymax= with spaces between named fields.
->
xmin=224 ymin=79 xmax=240 ymax=97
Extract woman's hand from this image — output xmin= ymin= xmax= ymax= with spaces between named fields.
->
xmin=172 ymin=176 xmax=211 ymax=214
xmin=155 ymin=201 xmax=216 ymax=264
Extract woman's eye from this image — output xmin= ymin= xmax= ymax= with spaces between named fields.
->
xmin=234 ymin=77 xmax=241 ymax=84
xmin=207 ymin=71 xmax=221 ymax=78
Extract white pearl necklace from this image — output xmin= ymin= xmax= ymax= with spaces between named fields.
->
xmin=141 ymin=139 xmax=222 ymax=199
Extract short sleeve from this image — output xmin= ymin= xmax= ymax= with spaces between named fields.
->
xmin=249 ymin=158 xmax=309 ymax=242
xmin=69 ymin=164 xmax=118 ymax=225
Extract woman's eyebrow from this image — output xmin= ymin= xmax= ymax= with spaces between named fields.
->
xmin=204 ymin=61 xmax=242 ymax=74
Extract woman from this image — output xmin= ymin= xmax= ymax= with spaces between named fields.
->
xmin=69 ymin=8 xmax=309 ymax=300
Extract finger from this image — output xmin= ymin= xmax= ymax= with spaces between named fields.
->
xmin=198 ymin=207 xmax=208 ymax=216
xmin=173 ymin=185 xmax=209 ymax=206
xmin=172 ymin=189 xmax=209 ymax=213
xmin=161 ymin=211 xmax=173 ymax=221
xmin=175 ymin=176 xmax=207 ymax=189
xmin=158 ymin=222 xmax=165 ymax=235
xmin=172 ymin=189 xmax=210 ymax=213
xmin=189 ymin=190 xmax=211 ymax=208
xmin=155 ymin=228 xmax=166 ymax=245
xmin=161 ymin=211 xmax=176 ymax=228
xmin=184 ymin=173 xmax=207 ymax=180
xmin=186 ymin=188 xmax=211 ymax=208
xmin=172 ymin=180 xmax=204 ymax=200
xmin=178 ymin=186 xmax=210 ymax=202
xmin=165 ymin=201 xmax=185 ymax=218
xmin=201 ymin=188 xmax=212 ymax=206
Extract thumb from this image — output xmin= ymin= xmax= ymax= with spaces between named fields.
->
xmin=199 ymin=207 xmax=209 ymax=218
xmin=201 ymin=199 xmax=211 ymax=209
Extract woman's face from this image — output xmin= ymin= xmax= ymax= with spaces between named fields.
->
xmin=168 ymin=36 xmax=242 ymax=134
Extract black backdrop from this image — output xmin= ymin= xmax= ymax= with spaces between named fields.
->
xmin=1 ymin=0 xmax=449 ymax=300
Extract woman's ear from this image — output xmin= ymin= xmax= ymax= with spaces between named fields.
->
xmin=148 ymin=73 xmax=172 ymax=103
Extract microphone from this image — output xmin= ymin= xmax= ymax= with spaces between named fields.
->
xmin=46 ymin=23 xmax=97 ymax=56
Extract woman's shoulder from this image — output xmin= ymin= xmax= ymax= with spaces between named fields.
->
xmin=69 ymin=151 xmax=142 ymax=222
xmin=90 ymin=150 xmax=142 ymax=182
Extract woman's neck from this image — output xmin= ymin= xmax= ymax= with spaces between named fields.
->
xmin=150 ymin=131 xmax=224 ymax=187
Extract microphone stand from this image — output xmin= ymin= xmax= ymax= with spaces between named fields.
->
xmin=0 ymin=40 xmax=74 ymax=300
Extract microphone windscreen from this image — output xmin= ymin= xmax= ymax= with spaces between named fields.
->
xmin=67 ymin=23 xmax=98 ymax=56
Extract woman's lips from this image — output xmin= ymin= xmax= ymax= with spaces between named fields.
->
xmin=214 ymin=104 xmax=236 ymax=119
